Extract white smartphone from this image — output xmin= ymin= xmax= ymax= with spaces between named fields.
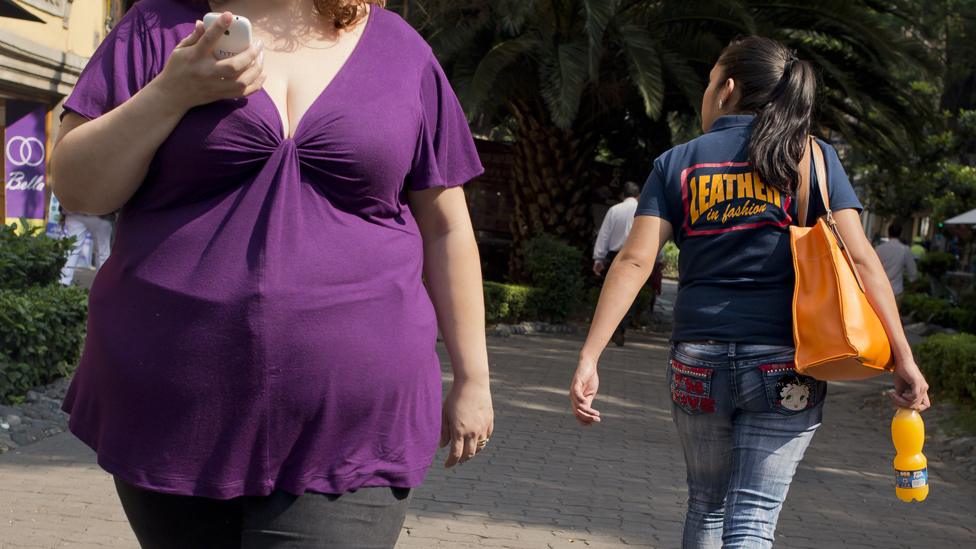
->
xmin=202 ymin=12 xmax=252 ymax=59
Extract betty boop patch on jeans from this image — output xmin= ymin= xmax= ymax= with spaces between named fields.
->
xmin=759 ymin=363 xmax=822 ymax=414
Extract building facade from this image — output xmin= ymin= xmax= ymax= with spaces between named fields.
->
xmin=0 ymin=0 xmax=124 ymax=229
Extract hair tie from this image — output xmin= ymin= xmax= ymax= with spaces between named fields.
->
xmin=766 ymin=53 xmax=800 ymax=106
xmin=784 ymin=51 xmax=799 ymax=73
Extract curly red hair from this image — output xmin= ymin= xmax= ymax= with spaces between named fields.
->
xmin=198 ymin=1 xmax=385 ymax=29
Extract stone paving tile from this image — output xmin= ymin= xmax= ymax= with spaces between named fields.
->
xmin=1 ymin=332 xmax=975 ymax=548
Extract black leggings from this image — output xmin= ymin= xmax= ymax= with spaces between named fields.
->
xmin=113 ymin=476 xmax=412 ymax=549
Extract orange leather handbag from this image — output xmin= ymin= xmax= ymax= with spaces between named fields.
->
xmin=790 ymin=138 xmax=893 ymax=380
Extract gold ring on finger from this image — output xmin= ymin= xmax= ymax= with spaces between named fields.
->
xmin=477 ymin=438 xmax=489 ymax=448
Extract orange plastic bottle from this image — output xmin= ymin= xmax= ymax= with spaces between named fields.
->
xmin=891 ymin=407 xmax=929 ymax=502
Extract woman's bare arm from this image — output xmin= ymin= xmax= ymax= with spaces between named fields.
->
xmin=571 ymin=215 xmax=673 ymax=424
xmin=53 ymin=88 xmax=189 ymax=214
xmin=833 ymin=209 xmax=930 ymax=411
xmin=409 ymin=185 xmax=493 ymax=467
xmin=581 ymin=215 xmax=673 ymax=360
xmin=52 ymin=14 xmax=265 ymax=214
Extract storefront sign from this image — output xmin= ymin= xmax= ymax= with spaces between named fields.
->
xmin=18 ymin=0 xmax=67 ymax=17
xmin=5 ymin=101 xmax=47 ymax=228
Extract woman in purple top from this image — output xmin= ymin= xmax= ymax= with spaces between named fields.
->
xmin=50 ymin=0 xmax=494 ymax=546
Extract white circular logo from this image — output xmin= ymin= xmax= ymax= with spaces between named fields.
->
xmin=6 ymin=136 xmax=45 ymax=167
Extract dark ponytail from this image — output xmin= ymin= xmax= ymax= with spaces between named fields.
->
xmin=717 ymin=37 xmax=817 ymax=194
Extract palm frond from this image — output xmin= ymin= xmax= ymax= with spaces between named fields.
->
xmin=539 ymin=40 xmax=590 ymax=128
xmin=659 ymin=48 xmax=705 ymax=115
xmin=494 ymin=0 xmax=539 ymax=36
xmin=617 ymin=24 xmax=665 ymax=120
xmin=425 ymin=15 xmax=484 ymax=61
xmin=468 ymin=35 xmax=542 ymax=115
xmin=582 ymin=0 xmax=620 ymax=80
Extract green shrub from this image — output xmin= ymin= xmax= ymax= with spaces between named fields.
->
xmin=484 ymin=281 xmax=533 ymax=323
xmin=522 ymin=234 xmax=585 ymax=323
xmin=661 ymin=240 xmax=679 ymax=277
xmin=583 ymin=285 xmax=656 ymax=326
xmin=903 ymin=293 xmax=976 ymax=334
xmin=0 ymin=285 xmax=88 ymax=404
xmin=902 ymin=293 xmax=958 ymax=326
xmin=918 ymin=251 xmax=957 ymax=279
xmin=959 ymin=290 xmax=976 ymax=312
xmin=0 ymin=222 xmax=74 ymax=290
xmin=916 ymin=333 xmax=976 ymax=404
xmin=905 ymin=273 xmax=932 ymax=295
xmin=632 ymin=287 xmax=656 ymax=319
xmin=953 ymin=309 xmax=976 ymax=334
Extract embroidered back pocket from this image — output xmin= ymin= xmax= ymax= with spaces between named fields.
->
xmin=669 ymin=359 xmax=716 ymax=415
xmin=759 ymin=362 xmax=826 ymax=415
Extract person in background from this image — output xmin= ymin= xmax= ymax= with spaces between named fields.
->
xmin=910 ymin=236 xmax=926 ymax=260
xmin=875 ymin=223 xmax=918 ymax=302
xmin=593 ymin=181 xmax=640 ymax=346
xmin=59 ymin=208 xmax=114 ymax=286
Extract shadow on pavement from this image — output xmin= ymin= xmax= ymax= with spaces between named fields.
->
xmin=2 ymin=331 xmax=974 ymax=548
xmin=410 ymin=332 xmax=976 ymax=548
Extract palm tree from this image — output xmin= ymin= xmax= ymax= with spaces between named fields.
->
xmin=392 ymin=0 xmax=935 ymax=276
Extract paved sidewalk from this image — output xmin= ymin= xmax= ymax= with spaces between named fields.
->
xmin=2 ymin=332 xmax=975 ymax=548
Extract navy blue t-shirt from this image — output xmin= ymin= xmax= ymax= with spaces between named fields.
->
xmin=636 ymin=115 xmax=862 ymax=344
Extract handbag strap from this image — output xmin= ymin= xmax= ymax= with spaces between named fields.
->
xmin=796 ymin=139 xmax=813 ymax=226
xmin=795 ymin=136 xmax=831 ymax=227
xmin=797 ymin=136 xmax=867 ymax=292
xmin=810 ymin=137 xmax=831 ymax=217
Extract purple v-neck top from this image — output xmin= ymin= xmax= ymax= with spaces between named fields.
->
xmin=59 ymin=0 xmax=483 ymax=499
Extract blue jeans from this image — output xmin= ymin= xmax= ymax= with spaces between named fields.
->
xmin=669 ymin=342 xmax=827 ymax=549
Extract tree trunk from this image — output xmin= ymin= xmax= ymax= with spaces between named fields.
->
xmin=508 ymin=100 xmax=597 ymax=279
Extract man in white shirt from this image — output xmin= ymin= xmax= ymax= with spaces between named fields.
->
xmin=594 ymin=182 xmax=641 ymax=345
xmin=875 ymin=223 xmax=918 ymax=301
xmin=594 ymin=182 xmax=641 ymax=275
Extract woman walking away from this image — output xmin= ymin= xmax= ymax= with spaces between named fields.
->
xmin=51 ymin=0 xmax=493 ymax=546
xmin=569 ymin=36 xmax=930 ymax=548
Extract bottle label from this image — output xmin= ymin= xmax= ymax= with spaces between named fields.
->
xmin=896 ymin=468 xmax=928 ymax=489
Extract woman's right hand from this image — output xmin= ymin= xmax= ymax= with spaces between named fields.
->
xmin=890 ymin=357 xmax=931 ymax=412
xmin=570 ymin=355 xmax=602 ymax=426
xmin=153 ymin=12 xmax=266 ymax=113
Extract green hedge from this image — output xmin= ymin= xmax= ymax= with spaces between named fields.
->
xmin=0 ymin=221 xmax=88 ymax=404
xmin=902 ymin=293 xmax=958 ymax=325
xmin=0 ymin=285 xmax=88 ymax=403
xmin=918 ymin=251 xmax=957 ymax=279
xmin=901 ymin=293 xmax=976 ymax=333
xmin=0 ymin=222 xmax=74 ymax=290
xmin=484 ymin=281 xmax=533 ymax=324
xmin=584 ymin=285 xmax=657 ymax=325
xmin=633 ymin=287 xmax=657 ymax=319
xmin=661 ymin=240 xmax=679 ymax=277
xmin=905 ymin=273 xmax=932 ymax=295
xmin=522 ymin=234 xmax=584 ymax=323
xmin=960 ymin=291 xmax=976 ymax=311
xmin=916 ymin=333 xmax=976 ymax=404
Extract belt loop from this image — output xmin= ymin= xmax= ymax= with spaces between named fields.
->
xmin=728 ymin=342 xmax=736 ymax=358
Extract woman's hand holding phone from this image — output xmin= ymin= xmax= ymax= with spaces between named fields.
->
xmin=152 ymin=12 xmax=265 ymax=113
